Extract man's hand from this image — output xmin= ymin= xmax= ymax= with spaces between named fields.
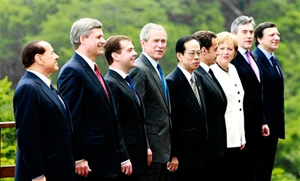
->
xmin=167 ymin=157 xmax=179 ymax=172
xmin=147 ymin=148 xmax=153 ymax=166
xmin=262 ymin=124 xmax=270 ymax=137
xmin=75 ymin=159 xmax=91 ymax=177
xmin=121 ymin=160 xmax=133 ymax=176
xmin=32 ymin=175 xmax=46 ymax=181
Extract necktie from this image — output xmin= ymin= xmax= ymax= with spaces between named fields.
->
xmin=125 ymin=76 xmax=140 ymax=105
xmin=191 ymin=75 xmax=202 ymax=108
xmin=270 ymin=56 xmax=281 ymax=77
xmin=50 ymin=84 xmax=66 ymax=109
xmin=156 ymin=63 xmax=168 ymax=102
xmin=246 ymin=51 xmax=260 ymax=82
xmin=94 ymin=64 xmax=110 ymax=99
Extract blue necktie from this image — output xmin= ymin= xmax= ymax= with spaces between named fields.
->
xmin=125 ymin=76 xmax=140 ymax=105
xmin=156 ymin=63 xmax=168 ymax=102
xmin=270 ymin=56 xmax=281 ymax=77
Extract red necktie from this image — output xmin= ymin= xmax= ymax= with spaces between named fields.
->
xmin=94 ymin=64 xmax=109 ymax=99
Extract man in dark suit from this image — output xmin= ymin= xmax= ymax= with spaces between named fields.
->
xmin=230 ymin=15 xmax=270 ymax=181
xmin=129 ymin=23 xmax=176 ymax=180
xmin=103 ymin=35 xmax=148 ymax=180
xmin=13 ymin=40 xmax=74 ymax=181
xmin=58 ymin=18 xmax=129 ymax=180
xmin=192 ymin=30 xmax=227 ymax=180
xmin=166 ymin=36 xmax=207 ymax=181
xmin=252 ymin=22 xmax=285 ymax=181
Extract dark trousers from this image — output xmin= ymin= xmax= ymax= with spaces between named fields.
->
xmin=235 ymin=137 xmax=263 ymax=181
xmin=139 ymin=162 xmax=168 ymax=181
xmin=257 ymin=138 xmax=278 ymax=181
xmin=76 ymin=175 xmax=118 ymax=181
xmin=215 ymin=147 xmax=240 ymax=181
xmin=167 ymin=165 xmax=206 ymax=181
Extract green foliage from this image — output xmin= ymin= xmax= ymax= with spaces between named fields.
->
xmin=0 ymin=77 xmax=16 ymax=167
xmin=0 ymin=0 xmax=299 ymax=179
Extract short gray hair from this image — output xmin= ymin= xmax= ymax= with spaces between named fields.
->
xmin=70 ymin=18 xmax=103 ymax=49
xmin=140 ymin=23 xmax=167 ymax=42
xmin=230 ymin=15 xmax=255 ymax=33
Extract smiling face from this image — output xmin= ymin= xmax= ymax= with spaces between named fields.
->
xmin=81 ymin=28 xmax=106 ymax=61
xmin=116 ymin=39 xmax=137 ymax=73
xmin=141 ymin=29 xmax=167 ymax=61
xmin=233 ymin=23 xmax=254 ymax=50
xmin=258 ymin=27 xmax=280 ymax=53
xmin=178 ymin=39 xmax=200 ymax=74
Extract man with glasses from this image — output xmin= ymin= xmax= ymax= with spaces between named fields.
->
xmin=166 ymin=36 xmax=207 ymax=180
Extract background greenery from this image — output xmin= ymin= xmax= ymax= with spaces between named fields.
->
xmin=0 ymin=0 xmax=299 ymax=180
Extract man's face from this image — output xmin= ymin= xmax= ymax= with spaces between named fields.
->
xmin=233 ymin=23 xmax=254 ymax=50
xmin=178 ymin=39 xmax=200 ymax=74
xmin=141 ymin=29 xmax=167 ymax=61
xmin=83 ymin=28 xmax=106 ymax=59
xmin=39 ymin=41 xmax=60 ymax=75
xmin=206 ymin=38 xmax=218 ymax=65
xmin=117 ymin=40 xmax=137 ymax=73
xmin=258 ymin=27 xmax=280 ymax=53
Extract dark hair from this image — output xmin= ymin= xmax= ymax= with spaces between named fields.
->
xmin=104 ymin=35 xmax=131 ymax=65
xmin=192 ymin=30 xmax=216 ymax=50
xmin=175 ymin=36 xmax=196 ymax=54
xmin=254 ymin=22 xmax=277 ymax=46
xmin=21 ymin=40 xmax=45 ymax=68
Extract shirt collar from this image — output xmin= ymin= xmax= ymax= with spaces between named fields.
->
xmin=27 ymin=70 xmax=51 ymax=88
xmin=76 ymin=51 xmax=95 ymax=71
xmin=257 ymin=46 xmax=274 ymax=60
xmin=177 ymin=64 xmax=194 ymax=84
xmin=109 ymin=67 xmax=128 ymax=79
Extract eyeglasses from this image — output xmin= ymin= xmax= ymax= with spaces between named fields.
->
xmin=185 ymin=51 xmax=201 ymax=58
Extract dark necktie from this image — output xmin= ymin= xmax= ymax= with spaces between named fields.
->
xmin=156 ymin=63 xmax=168 ymax=102
xmin=125 ymin=76 xmax=140 ymax=106
xmin=94 ymin=64 xmax=110 ymax=99
xmin=50 ymin=84 xmax=66 ymax=109
xmin=190 ymin=75 xmax=202 ymax=109
xmin=270 ymin=56 xmax=281 ymax=77
xmin=246 ymin=50 xmax=260 ymax=82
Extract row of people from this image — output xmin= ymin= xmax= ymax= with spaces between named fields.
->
xmin=13 ymin=15 xmax=284 ymax=181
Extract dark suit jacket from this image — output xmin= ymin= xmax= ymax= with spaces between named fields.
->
xmin=252 ymin=48 xmax=285 ymax=139
xmin=231 ymin=51 xmax=266 ymax=139
xmin=194 ymin=65 xmax=227 ymax=158
xmin=13 ymin=71 xmax=74 ymax=181
xmin=58 ymin=53 xmax=127 ymax=178
xmin=166 ymin=67 xmax=207 ymax=167
xmin=129 ymin=53 xmax=171 ymax=163
xmin=104 ymin=69 xmax=148 ymax=174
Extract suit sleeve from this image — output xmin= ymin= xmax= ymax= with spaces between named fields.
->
xmin=129 ymin=67 xmax=146 ymax=101
xmin=57 ymin=67 xmax=86 ymax=160
xmin=105 ymin=80 xmax=130 ymax=162
xmin=13 ymin=84 xmax=45 ymax=179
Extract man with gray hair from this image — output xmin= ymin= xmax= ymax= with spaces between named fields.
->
xmin=58 ymin=18 xmax=130 ymax=180
xmin=129 ymin=23 xmax=178 ymax=180
xmin=230 ymin=15 xmax=270 ymax=181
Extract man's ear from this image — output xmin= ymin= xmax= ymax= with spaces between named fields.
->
xmin=201 ymin=47 xmax=207 ymax=55
xmin=112 ymin=52 xmax=119 ymax=61
xmin=79 ymin=35 xmax=86 ymax=45
xmin=34 ymin=54 xmax=43 ymax=65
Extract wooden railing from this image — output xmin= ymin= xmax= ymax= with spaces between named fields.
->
xmin=0 ymin=122 xmax=15 ymax=178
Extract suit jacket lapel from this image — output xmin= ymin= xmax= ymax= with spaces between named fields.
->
xmin=140 ymin=54 xmax=169 ymax=106
xmin=74 ymin=53 xmax=112 ymax=105
xmin=27 ymin=72 xmax=72 ymax=129
xmin=176 ymin=68 xmax=203 ymax=113
xmin=107 ymin=70 xmax=142 ymax=109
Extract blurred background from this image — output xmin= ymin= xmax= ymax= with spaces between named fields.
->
xmin=0 ymin=0 xmax=299 ymax=180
